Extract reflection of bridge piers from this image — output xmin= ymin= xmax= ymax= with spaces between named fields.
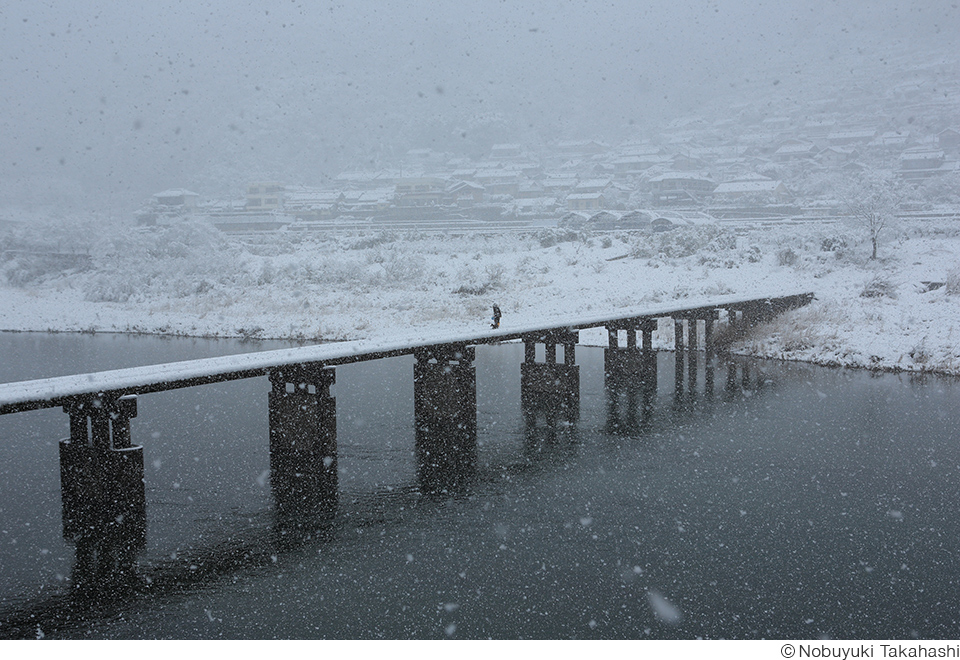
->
xmin=603 ymin=347 xmax=658 ymax=435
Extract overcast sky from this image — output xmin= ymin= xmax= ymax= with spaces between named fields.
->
xmin=1 ymin=0 xmax=957 ymax=208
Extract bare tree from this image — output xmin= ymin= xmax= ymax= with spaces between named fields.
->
xmin=840 ymin=170 xmax=906 ymax=260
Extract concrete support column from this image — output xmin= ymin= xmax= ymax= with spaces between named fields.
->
xmin=687 ymin=318 xmax=699 ymax=352
xmin=520 ymin=330 xmax=580 ymax=418
xmin=413 ymin=344 xmax=477 ymax=495
xmin=703 ymin=312 xmax=719 ymax=355
xmin=687 ymin=328 xmax=699 ymax=392
xmin=522 ymin=330 xmax=580 ymax=455
xmin=640 ymin=319 xmax=656 ymax=351
xmin=59 ymin=393 xmax=145 ymax=594
xmin=268 ymin=364 xmax=338 ymax=524
xmin=674 ymin=319 xmax=685 ymax=352
xmin=607 ymin=327 xmax=619 ymax=349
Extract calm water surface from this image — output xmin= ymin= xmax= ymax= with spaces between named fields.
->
xmin=1 ymin=331 xmax=959 ymax=639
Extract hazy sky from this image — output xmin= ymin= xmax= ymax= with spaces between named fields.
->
xmin=1 ymin=0 xmax=957 ymax=208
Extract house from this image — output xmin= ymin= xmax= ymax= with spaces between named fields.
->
xmin=612 ymin=154 xmax=668 ymax=174
xmin=816 ymin=147 xmax=860 ymax=168
xmin=153 ymin=189 xmax=200 ymax=209
xmin=446 ymin=180 xmax=485 ymax=206
xmin=245 ymin=182 xmax=284 ymax=211
xmin=283 ymin=189 xmax=345 ymax=221
xmin=135 ymin=189 xmax=201 ymax=225
xmin=938 ymin=128 xmax=960 ymax=154
xmin=870 ymin=131 xmax=910 ymax=150
xmin=647 ymin=173 xmax=716 ymax=206
xmin=474 ymin=168 xmax=522 ymax=197
xmin=516 ymin=181 xmax=545 ymax=199
xmin=341 ymin=188 xmax=396 ymax=214
xmin=899 ymin=148 xmax=959 ymax=181
xmin=668 ymin=153 xmax=707 ymax=171
xmin=574 ymin=179 xmax=613 ymax=194
xmin=394 ymin=177 xmax=447 ymax=206
xmin=761 ymin=116 xmax=792 ymax=131
xmin=712 ymin=179 xmax=792 ymax=204
xmin=773 ymin=140 xmax=818 ymax=162
xmin=826 ymin=128 xmax=877 ymax=146
xmin=566 ymin=192 xmax=608 ymax=211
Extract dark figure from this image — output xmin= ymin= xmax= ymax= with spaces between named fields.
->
xmin=491 ymin=304 xmax=502 ymax=329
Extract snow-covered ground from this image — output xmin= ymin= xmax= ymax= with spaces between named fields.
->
xmin=2 ymin=215 xmax=960 ymax=375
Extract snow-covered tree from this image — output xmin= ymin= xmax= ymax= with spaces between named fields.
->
xmin=840 ymin=170 xmax=905 ymax=260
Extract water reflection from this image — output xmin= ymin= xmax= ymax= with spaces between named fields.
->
xmin=3 ymin=334 xmax=960 ymax=639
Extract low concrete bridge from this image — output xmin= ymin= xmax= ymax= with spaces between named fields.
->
xmin=0 ymin=290 xmax=812 ymax=591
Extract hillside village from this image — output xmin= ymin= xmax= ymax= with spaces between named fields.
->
xmin=136 ymin=57 xmax=960 ymax=233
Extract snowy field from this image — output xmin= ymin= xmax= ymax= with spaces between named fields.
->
xmin=2 ymin=214 xmax=960 ymax=375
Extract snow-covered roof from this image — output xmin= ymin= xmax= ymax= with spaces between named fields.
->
xmin=575 ymin=179 xmax=612 ymax=190
xmin=648 ymin=172 xmax=714 ymax=183
xmin=713 ymin=180 xmax=786 ymax=194
xmin=827 ymin=129 xmax=876 ymax=140
xmin=153 ymin=189 xmax=199 ymax=198
xmin=901 ymin=148 xmax=945 ymax=160
xmin=775 ymin=141 xmax=817 ymax=155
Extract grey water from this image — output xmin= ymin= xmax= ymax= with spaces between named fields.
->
xmin=1 ymin=331 xmax=959 ymax=639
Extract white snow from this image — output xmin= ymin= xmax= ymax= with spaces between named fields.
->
xmin=2 ymin=216 xmax=960 ymax=381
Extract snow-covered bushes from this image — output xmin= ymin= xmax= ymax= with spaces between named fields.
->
xmin=776 ymin=248 xmax=798 ymax=267
xmin=85 ymin=275 xmax=141 ymax=303
xmin=945 ymin=268 xmax=960 ymax=295
xmin=860 ymin=275 xmax=897 ymax=299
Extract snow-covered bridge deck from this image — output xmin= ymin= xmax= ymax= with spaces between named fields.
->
xmin=0 ymin=290 xmax=813 ymax=415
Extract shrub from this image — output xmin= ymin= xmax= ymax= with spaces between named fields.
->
xmin=945 ymin=268 xmax=960 ymax=295
xmin=777 ymin=248 xmax=798 ymax=267
xmin=860 ymin=275 xmax=896 ymax=299
xmin=821 ymin=236 xmax=847 ymax=253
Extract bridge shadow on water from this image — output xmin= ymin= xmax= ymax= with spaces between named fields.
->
xmin=0 ymin=346 xmax=766 ymax=639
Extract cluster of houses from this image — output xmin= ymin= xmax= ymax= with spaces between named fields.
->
xmin=137 ymin=65 xmax=960 ymax=232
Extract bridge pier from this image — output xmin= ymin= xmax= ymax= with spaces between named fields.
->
xmin=521 ymin=330 xmax=580 ymax=453
xmin=520 ymin=330 xmax=580 ymax=416
xmin=268 ymin=364 xmax=338 ymax=526
xmin=414 ymin=344 xmax=477 ymax=494
xmin=59 ymin=393 xmax=145 ymax=594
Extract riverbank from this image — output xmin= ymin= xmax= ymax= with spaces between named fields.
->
xmin=2 ymin=216 xmax=959 ymax=375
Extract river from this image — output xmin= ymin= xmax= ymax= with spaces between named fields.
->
xmin=0 ymin=331 xmax=959 ymax=639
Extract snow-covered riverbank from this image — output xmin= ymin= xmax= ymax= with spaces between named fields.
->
xmin=2 ymin=215 xmax=960 ymax=375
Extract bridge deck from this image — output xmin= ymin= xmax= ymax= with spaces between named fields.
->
xmin=0 ymin=290 xmax=812 ymax=414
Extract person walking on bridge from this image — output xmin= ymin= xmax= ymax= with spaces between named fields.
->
xmin=491 ymin=304 xmax=502 ymax=329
